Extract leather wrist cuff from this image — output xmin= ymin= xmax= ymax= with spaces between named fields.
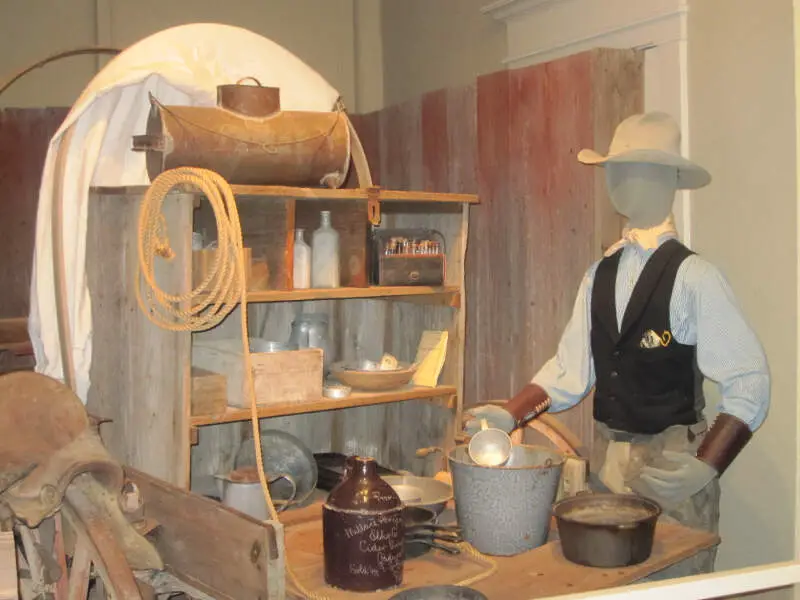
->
xmin=696 ymin=413 xmax=753 ymax=476
xmin=505 ymin=383 xmax=551 ymax=426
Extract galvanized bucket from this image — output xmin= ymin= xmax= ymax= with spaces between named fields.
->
xmin=448 ymin=444 xmax=564 ymax=556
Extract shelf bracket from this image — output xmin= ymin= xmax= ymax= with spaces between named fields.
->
xmin=367 ymin=186 xmax=381 ymax=225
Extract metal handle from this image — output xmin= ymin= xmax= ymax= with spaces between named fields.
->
xmin=131 ymin=134 xmax=165 ymax=152
xmin=270 ymin=473 xmax=298 ymax=513
xmin=235 ymin=76 xmax=263 ymax=87
xmin=408 ymin=539 xmax=461 ymax=555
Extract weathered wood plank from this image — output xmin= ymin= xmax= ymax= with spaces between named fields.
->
xmin=507 ymin=51 xmax=596 ymax=447
xmin=86 ymin=191 xmax=192 ymax=486
xmin=0 ymin=108 xmax=68 ymax=319
xmin=0 ymin=532 xmax=17 ymax=600
xmin=591 ymin=49 xmax=644 ymax=255
xmin=126 ymin=467 xmax=284 ymax=600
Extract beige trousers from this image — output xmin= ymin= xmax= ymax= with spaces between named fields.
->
xmin=591 ymin=421 xmax=721 ymax=580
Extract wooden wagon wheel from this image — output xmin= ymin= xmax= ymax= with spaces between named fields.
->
xmin=509 ymin=413 xmax=587 ymax=458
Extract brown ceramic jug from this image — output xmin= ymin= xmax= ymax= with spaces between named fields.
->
xmin=322 ymin=456 xmax=405 ymax=591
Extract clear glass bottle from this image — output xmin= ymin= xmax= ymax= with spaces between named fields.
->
xmin=292 ymin=228 xmax=311 ymax=289
xmin=311 ymin=210 xmax=340 ymax=288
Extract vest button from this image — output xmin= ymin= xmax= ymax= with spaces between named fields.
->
xmin=612 ymin=350 xmax=622 ymax=358
xmin=610 ymin=370 xmax=619 ymax=378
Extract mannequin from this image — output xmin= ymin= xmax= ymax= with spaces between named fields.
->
xmin=464 ymin=112 xmax=770 ymax=579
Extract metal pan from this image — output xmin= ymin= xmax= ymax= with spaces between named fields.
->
xmin=383 ymin=475 xmax=453 ymax=515
xmin=403 ymin=506 xmax=462 ymax=559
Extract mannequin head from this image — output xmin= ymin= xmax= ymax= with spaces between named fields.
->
xmin=605 ymin=162 xmax=678 ymax=229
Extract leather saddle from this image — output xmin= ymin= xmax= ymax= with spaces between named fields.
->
xmin=0 ymin=371 xmax=122 ymax=525
xmin=0 ymin=371 xmax=162 ymax=572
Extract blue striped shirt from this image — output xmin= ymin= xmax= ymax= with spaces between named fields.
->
xmin=532 ymin=233 xmax=771 ymax=431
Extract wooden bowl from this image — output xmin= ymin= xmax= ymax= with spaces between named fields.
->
xmin=330 ymin=361 xmax=416 ymax=391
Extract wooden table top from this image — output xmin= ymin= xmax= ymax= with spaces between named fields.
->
xmin=280 ymin=501 xmax=720 ymax=599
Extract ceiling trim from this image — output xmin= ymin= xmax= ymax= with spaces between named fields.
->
xmin=481 ymin=0 xmax=564 ymax=21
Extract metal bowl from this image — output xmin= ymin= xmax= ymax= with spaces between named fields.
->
xmin=389 ymin=586 xmax=488 ymax=600
xmin=381 ymin=474 xmax=453 ymax=515
xmin=234 ymin=429 xmax=318 ymax=507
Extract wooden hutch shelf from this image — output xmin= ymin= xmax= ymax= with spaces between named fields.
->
xmin=245 ymin=285 xmax=460 ymax=305
xmin=190 ymin=384 xmax=457 ymax=426
xmin=92 ymin=184 xmax=479 ymax=204
xmin=86 ymin=183 xmax=474 ymax=490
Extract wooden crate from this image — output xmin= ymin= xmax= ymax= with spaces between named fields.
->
xmin=192 ymin=339 xmax=323 ymax=407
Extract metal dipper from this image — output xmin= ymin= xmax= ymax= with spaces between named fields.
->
xmin=468 ymin=419 xmax=513 ymax=467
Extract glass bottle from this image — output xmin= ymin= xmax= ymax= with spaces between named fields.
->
xmin=292 ymin=228 xmax=311 ymax=289
xmin=288 ymin=313 xmax=332 ymax=373
xmin=322 ymin=456 xmax=404 ymax=591
xmin=311 ymin=210 xmax=340 ymax=288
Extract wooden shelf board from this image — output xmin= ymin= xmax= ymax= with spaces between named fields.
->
xmin=231 ymin=185 xmax=479 ymax=204
xmin=245 ymin=285 xmax=460 ymax=304
xmin=90 ymin=185 xmax=479 ymax=204
xmin=190 ymin=384 xmax=457 ymax=426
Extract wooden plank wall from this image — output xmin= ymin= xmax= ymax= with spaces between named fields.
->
xmin=0 ymin=532 xmax=17 ymax=600
xmin=0 ymin=108 xmax=68 ymax=318
xmin=350 ymin=48 xmax=643 ymax=449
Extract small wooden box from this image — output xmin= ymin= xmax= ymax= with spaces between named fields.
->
xmin=370 ymin=228 xmax=446 ymax=286
xmin=377 ymin=255 xmax=445 ymax=286
xmin=192 ymin=340 xmax=323 ymax=407
xmin=190 ymin=367 xmax=228 ymax=417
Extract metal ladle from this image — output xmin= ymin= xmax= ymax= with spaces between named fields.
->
xmin=468 ymin=419 xmax=513 ymax=467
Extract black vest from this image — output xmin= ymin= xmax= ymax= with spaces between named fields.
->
xmin=591 ymin=239 xmax=701 ymax=435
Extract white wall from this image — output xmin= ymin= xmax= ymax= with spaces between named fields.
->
xmin=381 ymin=0 xmax=506 ymax=107
xmin=688 ymin=0 xmax=797 ymax=585
xmin=0 ymin=0 xmax=380 ymax=112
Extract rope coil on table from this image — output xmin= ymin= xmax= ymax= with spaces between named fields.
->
xmin=135 ymin=166 xmax=497 ymax=598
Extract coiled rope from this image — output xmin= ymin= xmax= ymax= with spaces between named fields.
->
xmin=136 ymin=166 xmax=497 ymax=597
xmin=136 ymin=166 xmax=325 ymax=599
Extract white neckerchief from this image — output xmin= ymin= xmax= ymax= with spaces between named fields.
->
xmin=603 ymin=214 xmax=678 ymax=258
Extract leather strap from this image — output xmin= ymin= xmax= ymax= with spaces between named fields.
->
xmin=696 ymin=412 xmax=752 ymax=475
xmin=505 ymin=383 xmax=552 ymax=427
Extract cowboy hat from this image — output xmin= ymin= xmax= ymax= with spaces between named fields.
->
xmin=578 ymin=112 xmax=711 ymax=190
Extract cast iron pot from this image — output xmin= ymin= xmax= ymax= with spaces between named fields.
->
xmin=552 ymin=492 xmax=662 ymax=568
